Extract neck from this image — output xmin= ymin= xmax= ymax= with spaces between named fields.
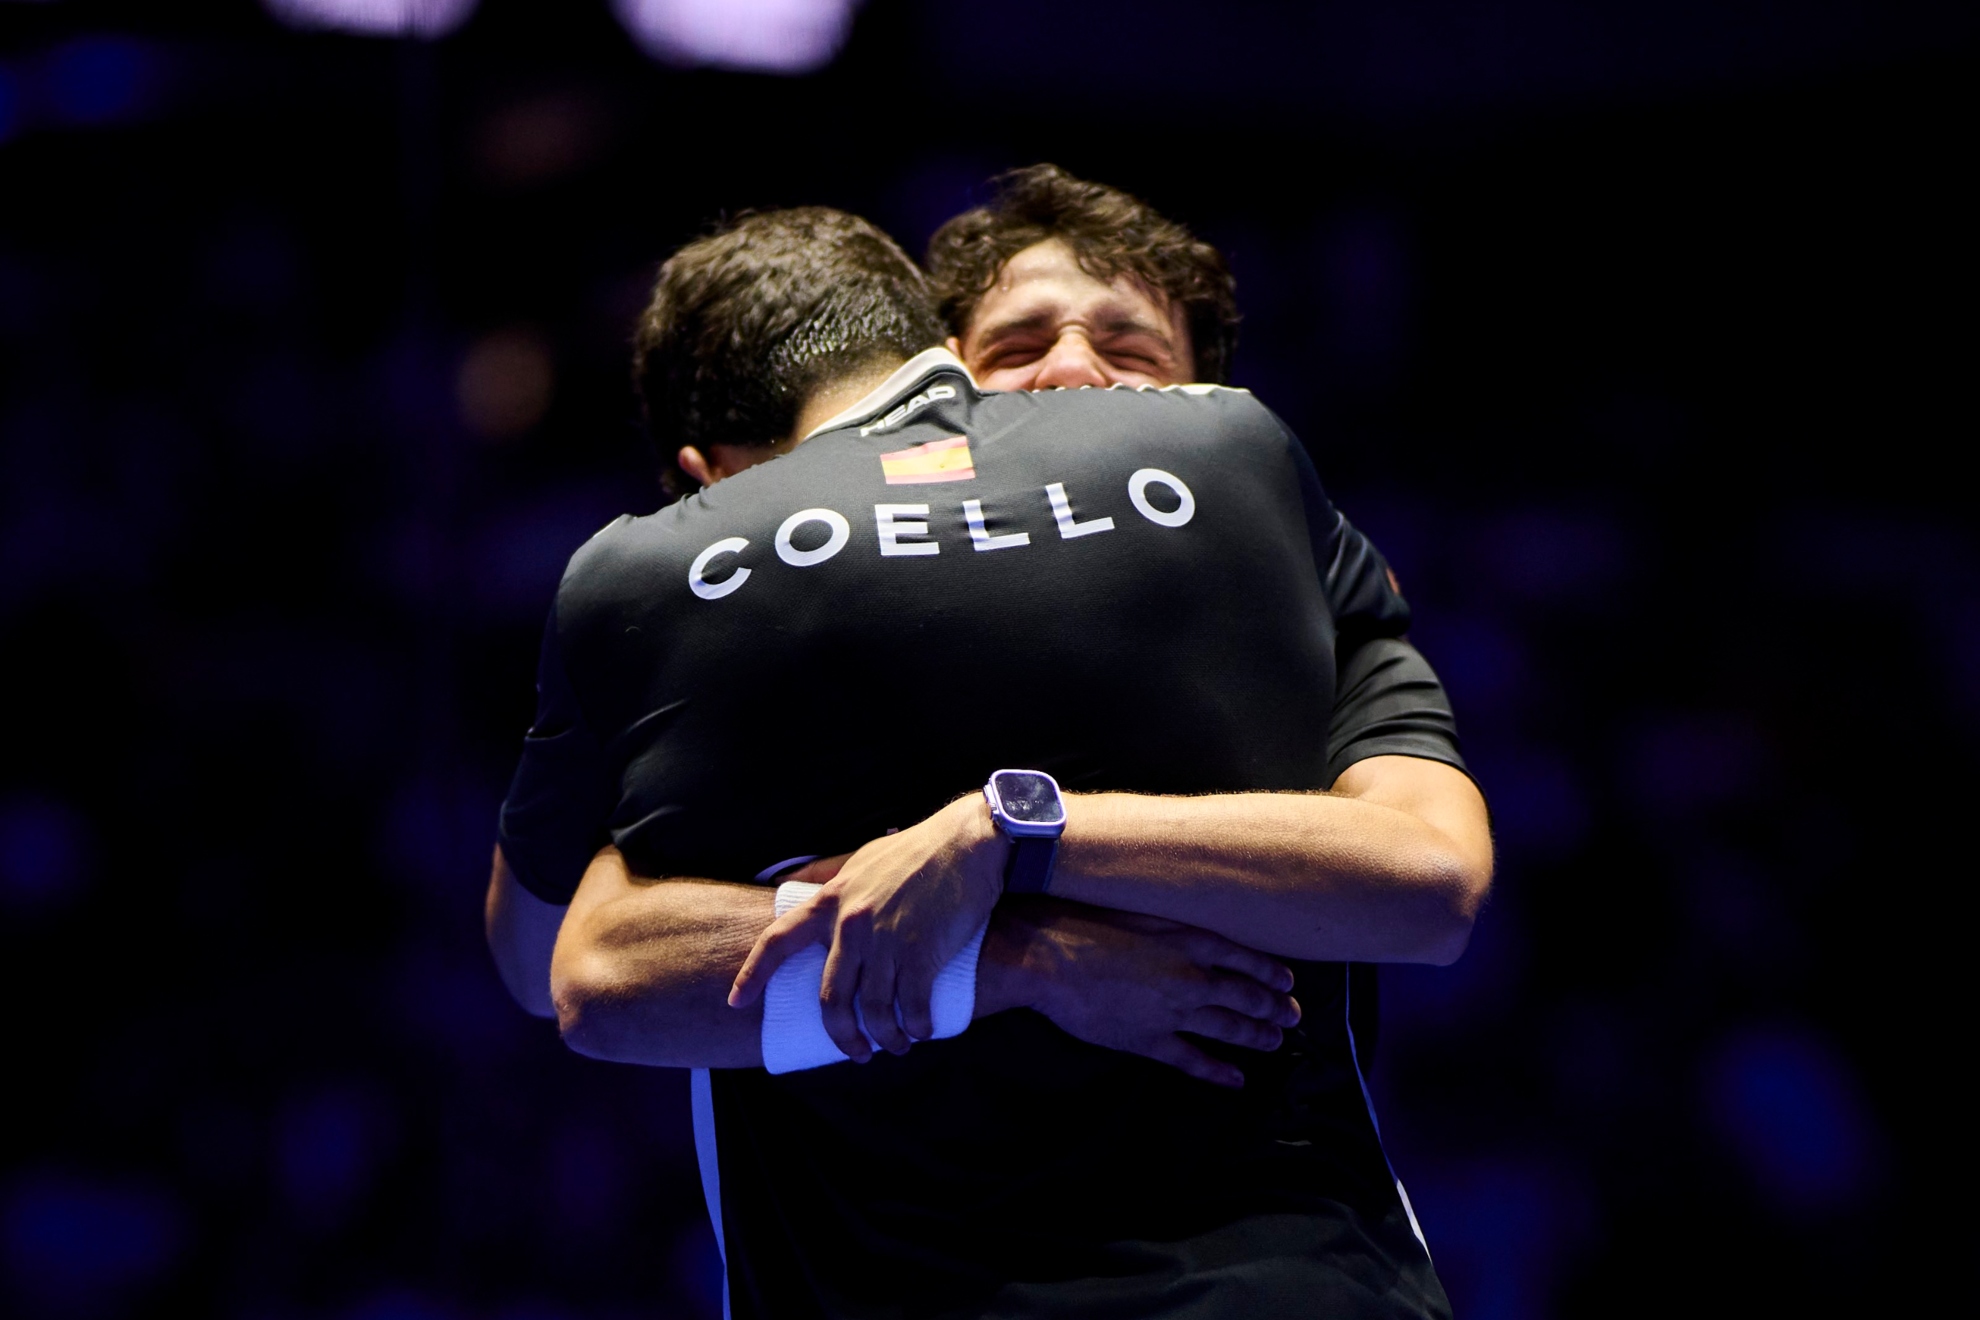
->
xmin=791 ymin=360 xmax=908 ymax=442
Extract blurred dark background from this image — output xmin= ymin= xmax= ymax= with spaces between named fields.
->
xmin=2 ymin=1 xmax=1973 ymax=1316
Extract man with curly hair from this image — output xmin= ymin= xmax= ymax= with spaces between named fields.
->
xmin=926 ymin=163 xmax=1242 ymax=391
xmin=733 ymin=164 xmax=1481 ymax=1106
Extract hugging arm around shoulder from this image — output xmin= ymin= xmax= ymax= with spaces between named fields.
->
xmin=1034 ymin=447 xmax=1492 ymax=963
xmin=1041 ymin=767 xmax=1489 ymax=967
xmin=1041 ymin=625 xmax=1493 ymax=965
xmin=1028 ymin=429 xmax=1491 ymax=964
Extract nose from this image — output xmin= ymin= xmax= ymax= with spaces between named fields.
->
xmin=1030 ymin=331 xmax=1113 ymax=390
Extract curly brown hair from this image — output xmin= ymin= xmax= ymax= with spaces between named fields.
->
xmin=925 ymin=165 xmax=1240 ymax=384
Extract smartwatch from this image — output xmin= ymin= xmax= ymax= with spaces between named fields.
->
xmin=983 ymin=769 xmax=1067 ymax=895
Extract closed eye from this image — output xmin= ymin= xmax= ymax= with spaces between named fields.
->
xmin=976 ymin=338 xmax=1051 ymax=370
xmin=1097 ymin=337 xmax=1174 ymax=372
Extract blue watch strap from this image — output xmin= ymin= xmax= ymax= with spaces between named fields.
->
xmin=1004 ymin=836 xmax=1059 ymax=895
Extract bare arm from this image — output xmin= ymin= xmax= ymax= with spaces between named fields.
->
xmin=731 ymin=755 xmax=1492 ymax=1049
xmin=552 ymin=847 xmax=1301 ymax=1085
xmin=1053 ymin=755 xmax=1492 ymax=965
xmin=550 ymin=846 xmax=777 ymax=1068
xmin=484 ymin=846 xmax=563 ymax=1019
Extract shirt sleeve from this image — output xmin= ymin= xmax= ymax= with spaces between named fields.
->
xmin=1267 ymin=415 xmax=1469 ymax=785
xmin=1326 ymin=635 xmax=1470 ymax=787
xmin=1283 ymin=430 xmax=1412 ymax=643
xmin=495 ymin=604 xmax=617 ymax=906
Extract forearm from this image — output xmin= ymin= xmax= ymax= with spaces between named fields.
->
xmin=552 ymin=863 xmax=774 ymax=1068
xmin=1046 ymin=766 xmax=1491 ymax=964
xmin=542 ymin=819 xmax=1325 ymax=1074
xmin=557 ymin=850 xmax=1028 ymax=1070
xmin=485 ymin=847 xmax=563 ymax=1019
xmin=971 ymin=907 xmax=1047 ymax=1020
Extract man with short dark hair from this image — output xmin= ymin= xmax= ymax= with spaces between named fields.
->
xmin=489 ymin=197 xmax=1486 ymax=1317
xmin=635 ymin=207 xmax=950 ymax=501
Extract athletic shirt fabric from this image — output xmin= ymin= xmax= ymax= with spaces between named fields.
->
xmin=498 ymin=352 xmax=1464 ymax=1318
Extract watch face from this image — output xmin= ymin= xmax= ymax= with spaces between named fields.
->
xmin=992 ymin=771 xmax=1064 ymax=825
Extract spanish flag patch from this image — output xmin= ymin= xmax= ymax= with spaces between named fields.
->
xmin=880 ymin=436 xmax=974 ymax=485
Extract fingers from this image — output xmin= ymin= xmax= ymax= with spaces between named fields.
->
xmin=819 ymin=910 xmax=873 ymax=1062
xmin=789 ymin=853 xmax=853 ymax=886
xmin=1202 ymin=969 xmax=1302 ymax=1028
xmin=1196 ymin=934 xmax=1295 ymax=995
xmin=1105 ymin=909 xmax=1192 ymax=935
xmin=860 ymin=951 xmax=912 ymax=1055
xmin=728 ymin=902 xmax=834 ymax=1008
xmin=895 ymin=959 xmax=937 ymax=1041
xmin=1143 ymin=1034 xmax=1245 ymax=1089
xmin=1183 ymin=1005 xmax=1285 ymax=1054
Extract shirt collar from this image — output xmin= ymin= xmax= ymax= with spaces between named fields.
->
xmin=800 ymin=346 xmax=978 ymax=441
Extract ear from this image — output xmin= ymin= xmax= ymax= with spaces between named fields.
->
xmin=677 ymin=445 xmax=717 ymax=488
xmin=945 ymin=335 xmax=965 ymax=362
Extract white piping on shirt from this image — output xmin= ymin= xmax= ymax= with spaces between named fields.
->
xmin=801 ymin=347 xmax=979 ymax=440
xmin=1343 ymin=965 xmax=1431 ymax=1257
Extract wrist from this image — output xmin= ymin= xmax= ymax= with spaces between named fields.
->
xmin=975 ymin=905 xmax=1047 ymax=1018
xmin=948 ymin=791 xmax=1011 ymax=887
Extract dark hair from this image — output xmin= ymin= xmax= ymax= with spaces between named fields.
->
xmin=925 ymin=164 xmax=1240 ymax=384
xmin=633 ymin=207 xmax=944 ymax=497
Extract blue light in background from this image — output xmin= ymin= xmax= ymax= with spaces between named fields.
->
xmin=1471 ymin=744 xmax=1589 ymax=858
xmin=1478 ymin=507 xmax=1631 ymax=605
xmin=0 ymin=62 xmax=21 ymax=144
xmin=1406 ymin=1154 xmax=1588 ymax=1320
xmin=1319 ymin=209 xmax=1413 ymax=372
xmin=464 ymin=482 xmax=630 ymax=622
xmin=548 ymin=1118 xmax=627 ymax=1237
xmin=276 ymin=1081 xmax=399 ymax=1230
xmin=0 ymin=793 xmax=94 ymax=911
xmin=881 ymin=155 xmax=1000 ymax=258
xmin=46 ymin=36 xmax=157 ymax=127
xmin=343 ymin=1286 xmax=464 ymax=1320
xmin=1414 ymin=612 xmax=1528 ymax=711
xmin=491 ymin=1303 xmax=584 ymax=1320
xmin=1703 ymin=1023 xmax=1879 ymax=1215
xmin=1381 ymin=898 xmax=1528 ymax=1033
xmin=1630 ymin=713 xmax=1769 ymax=818
xmin=1 ymin=1172 xmax=188 ymax=1310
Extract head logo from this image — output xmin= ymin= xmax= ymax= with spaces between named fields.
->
xmin=880 ymin=436 xmax=974 ymax=485
xmin=860 ymin=383 xmax=957 ymax=435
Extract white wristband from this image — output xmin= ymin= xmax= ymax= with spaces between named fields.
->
xmin=760 ymin=880 xmax=986 ymax=1075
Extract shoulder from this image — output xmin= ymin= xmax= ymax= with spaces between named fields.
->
xmin=551 ymin=509 xmax=678 ymax=629
xmin=1120 ymin=383 xmax=1289 ymax=445
xmin=1146 ymin=383 xmax=1297 ymax=443
xmin=560 ymin=512 xmax=638 ymax=588
xmin=980 ymin=382 xmax=1291 ymax=447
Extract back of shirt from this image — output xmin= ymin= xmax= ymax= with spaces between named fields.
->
xmin=515 ymin=357 xmax=1443 ymax=1318
xmin=555 ymin=366 xmax=1399 ymax=884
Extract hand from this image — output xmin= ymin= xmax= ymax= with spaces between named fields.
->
xmin=728 ymin=796 xmax=1008 ymax=1062
xmin=981 ymin=898 xmax=1300 ymax=1089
